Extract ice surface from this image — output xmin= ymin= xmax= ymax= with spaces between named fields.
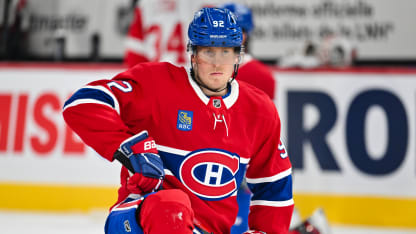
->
xmin=0 ymin=210 xmax=415 ymax=234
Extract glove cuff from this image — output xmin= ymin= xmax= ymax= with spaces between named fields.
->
xmin=119 ymin=130 xmax=158 ymax=157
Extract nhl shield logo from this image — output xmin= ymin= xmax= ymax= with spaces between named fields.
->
xmin=124 ymin=220 xmax=132 ymax=232
xmin=177 ymin=110 xmax=193 ymax=131
xmin=213 ymin=99 xmax=221 ymax=108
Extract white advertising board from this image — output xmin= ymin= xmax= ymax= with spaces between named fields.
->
xmin=274 ymin=68 xmax=416 ymax=227
xmin=0 ymin=65 xmax=124 ymax=186
xmin=246 ymin=0 xmax=416 ymax=60
xmin=17 ymin=0 xmax=416 ymax=60
xmin=276 ymin=70 xmax=416 ymax=198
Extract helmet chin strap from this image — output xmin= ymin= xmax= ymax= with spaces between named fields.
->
xmin=190 ymin=63 xmax=239 ymax=94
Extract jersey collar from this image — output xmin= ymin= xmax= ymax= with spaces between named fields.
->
xmin=187 ymin=68 xmax=239 ymax=109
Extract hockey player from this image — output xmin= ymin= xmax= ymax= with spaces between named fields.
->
xmin=63 ymin=7 xmax=293 ymax=234
xmin=218 ymin=3 xmax=278 ymax=233
xmin=220 ymin=2 xmax=276 ymax=100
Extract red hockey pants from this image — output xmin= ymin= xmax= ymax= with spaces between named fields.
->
xmin=139 ymin=189 xmax=195 ymax=234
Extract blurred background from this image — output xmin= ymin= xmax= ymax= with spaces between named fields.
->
xmin=1 ymin=0 xmax=415 ymax=233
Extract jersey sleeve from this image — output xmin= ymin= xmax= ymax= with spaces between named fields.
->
xmin=245 ymin=107 xmax=294 ymax=233
xmin=62 ymin=65 xmax=154 ymax=161
xmin=238 ymin=60 xmax=276 ymax=100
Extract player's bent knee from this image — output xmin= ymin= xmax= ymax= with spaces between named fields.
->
xmin=139 ymin=189 xmax=194 ymax=234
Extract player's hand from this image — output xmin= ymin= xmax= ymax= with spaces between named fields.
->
xmin=114 ymin=130 xmax=165 ymax=194
xmin=127 ymin=171 xmax=162 ymax=194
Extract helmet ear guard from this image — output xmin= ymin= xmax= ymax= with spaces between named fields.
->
xmin=236 ymin=45 xmax=245 ymax=64
xmin=186 ymin=42 xmax=195 ymax=54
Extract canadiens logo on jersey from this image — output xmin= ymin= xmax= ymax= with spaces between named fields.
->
xmin=177 ymin=110 xmax=193 ymax=131
xmin=179 ymin=149 xmax=240 ymax=200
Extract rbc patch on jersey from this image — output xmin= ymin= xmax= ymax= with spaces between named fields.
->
xmin=177 ymin=110 xmax=193 ymax=131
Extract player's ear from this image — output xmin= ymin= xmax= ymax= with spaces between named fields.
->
xmin=191 ymin=54 xmax=196 ymax=64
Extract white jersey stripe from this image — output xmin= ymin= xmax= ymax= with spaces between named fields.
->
xmin=157 ymin=144 xmax=250 ymax=165
xmin=239 ymin=157 xmax=250 ymax=164
xmin=250 ymin=198 xmax=294 ymax=207
xmin=246 ymin=168 xmax=292 ymax=184
xmin=63 ymin=99 xmax=114 ymax=112
xmin=63 ymin=85 xmax=120 ymax=114
xmin=84 ymin=85 xmax=120 ymax=114
xmin=157 ymin=144 xmax=190 ymax=156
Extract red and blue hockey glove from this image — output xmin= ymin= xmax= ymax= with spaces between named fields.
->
xmin=113 ymin=130 xmax=165 ymax=194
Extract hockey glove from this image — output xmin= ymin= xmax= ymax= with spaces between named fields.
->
xmin=114 ymin=130 xmax=165 ymax=194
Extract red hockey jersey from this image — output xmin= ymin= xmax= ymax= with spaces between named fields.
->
xmin=63 ymin=62 xmax=293 ymax=233
xmin=237 ymin=54 xmax=276 ymax=100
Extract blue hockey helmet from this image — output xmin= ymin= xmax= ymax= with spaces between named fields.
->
xmin=188 ymin=7 xmax=243 ymax=48
xmin=220 ymin=3 xmax=254 ymax=34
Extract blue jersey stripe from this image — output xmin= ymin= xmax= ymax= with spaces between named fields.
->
xmin=64 ymin=87 xmax=115 ymax=109
xmin=247 ymin=174 xmax=293 ymax=202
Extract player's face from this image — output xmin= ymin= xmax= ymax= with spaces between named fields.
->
xmin=192 ymin=46 xmax=238 ymax=96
